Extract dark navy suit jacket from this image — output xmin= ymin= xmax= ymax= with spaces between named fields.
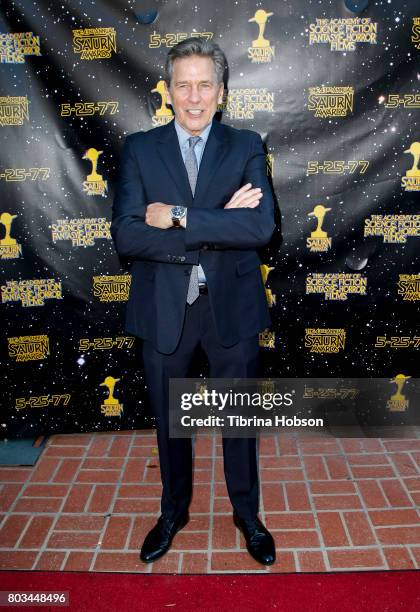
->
xmin=111 ymin=118 xmax=276 ymax=354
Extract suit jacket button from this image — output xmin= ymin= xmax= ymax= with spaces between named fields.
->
xmin=202 ymin=244 xmax=208 ymax=250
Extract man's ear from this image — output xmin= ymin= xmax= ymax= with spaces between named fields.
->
xmin=217 ymin=83 xmax=224 ymax=104
xmin=164 ymin=81 xmax=172 ymax=104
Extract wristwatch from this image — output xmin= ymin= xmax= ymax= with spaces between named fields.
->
xmin=170 ymin=205 xmax=187 ymax=227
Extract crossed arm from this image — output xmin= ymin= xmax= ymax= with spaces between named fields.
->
xmin=145 ymin=182 xmax=262 ymax=228
xmin=111 ymin=132 xmax=275 ymax=263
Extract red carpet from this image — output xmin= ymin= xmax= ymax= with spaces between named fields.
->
xmin=1 ymin=570 xmax=419 ymax=611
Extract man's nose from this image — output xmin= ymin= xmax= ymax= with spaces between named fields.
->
xmin=188 ymin=86 xmax=201 ymax=102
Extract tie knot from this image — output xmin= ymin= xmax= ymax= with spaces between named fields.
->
xmin=188 ymin=136 xmax=201 ymax=149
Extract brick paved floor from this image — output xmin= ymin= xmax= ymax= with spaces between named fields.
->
xmin=1 ymin=430 xmax=420 ymax=573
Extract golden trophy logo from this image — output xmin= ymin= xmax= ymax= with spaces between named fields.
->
xmin=387 ymin=374 xmax=411 ymax=412
xmin=259 ymin=328 xmax=276 ymax=349
xmin=0 ymin=96 xmax=29 ymax=126
xmin=93 ymin=275 xmax=131 ymax=302
xmin=307 ymin=205 xmax=332 ymax=252
xmin=0 ymin=32 xmax=41 ymax=64
xmin=412 ymin=18 xmax=420 ymax=49
xmin=82 ymin=148 xmax=108 ymax=196
xmin=397 ymin=274 xmax=420 ymax=301
xmin=8 ymin=335 xmax=49 ymax=362
xmin=402 ymin=142 xmax=420 ymax=191
xmin=248 ymin=9 xmax=275 ymax=63
xmin=72 ymin=28 xmax=116 ymax=60
xmin=260 ymin=264 xmax=276 ymax=307
xmin=364 ymin=214 xmax=420 ymax=244
xmin=0 ymin=212 xmax=22 ymax=259
xmin=305 ymin=329 xmax=346 ymax=353
xmin=100 ymin=376 xmax=123 ymax=416
xmin=308 ymin=87 xmax=354 ymax=118
xmin=151 ymin=80 xmax=174 ymax=127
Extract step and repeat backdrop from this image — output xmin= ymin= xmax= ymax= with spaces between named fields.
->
xmin=0 ymin=0 xmax=419 ymax=438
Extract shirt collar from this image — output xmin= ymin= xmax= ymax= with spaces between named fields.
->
xmin=174 ymin=118 xmax=212 ymax=148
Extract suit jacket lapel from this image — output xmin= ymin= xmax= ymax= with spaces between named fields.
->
xmin=193 ymin=119 xmax=229 ymax=207
xmin=156 ymin=120 xmax=193 ymax=205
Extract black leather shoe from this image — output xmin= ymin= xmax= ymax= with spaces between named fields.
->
xmin=140 ymin=513 xmax=189 ymax=563
xmin=233 ymin=513 xmax=276 ymax=566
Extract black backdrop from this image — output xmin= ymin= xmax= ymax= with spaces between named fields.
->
xmin=1 ymin=0 xmax=419 ymax=438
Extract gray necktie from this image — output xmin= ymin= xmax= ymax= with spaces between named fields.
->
xmin=185 ymin=136 xmax=201 ymax=305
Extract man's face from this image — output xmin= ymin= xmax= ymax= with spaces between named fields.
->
xmin=165 ymin=55 xmax=224 ymax=136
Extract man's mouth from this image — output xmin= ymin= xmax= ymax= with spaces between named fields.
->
xmin=186 ymin=109 xmax=203 ymax=116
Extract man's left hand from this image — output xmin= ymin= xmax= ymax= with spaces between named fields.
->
xmin=145 ymin=203 xmax=173 ymax=229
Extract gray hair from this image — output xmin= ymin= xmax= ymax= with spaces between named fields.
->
xmin=165 ymin=37 xmax=227 ymax=85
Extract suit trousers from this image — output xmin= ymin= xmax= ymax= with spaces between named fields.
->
xmin=141 ymin=293 xmax=260 ymax=522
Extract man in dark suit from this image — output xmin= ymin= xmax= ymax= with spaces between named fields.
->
xmin=111 ymin=37 xmax=276 ymax=565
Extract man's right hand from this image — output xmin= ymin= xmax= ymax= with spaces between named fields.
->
xmin=224 ymin=183 xmax=262 ymax=209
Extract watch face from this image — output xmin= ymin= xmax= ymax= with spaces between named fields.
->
xmin=172 ymin=206 xmax=185 ymax=219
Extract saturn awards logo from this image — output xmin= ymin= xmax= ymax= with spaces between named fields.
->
xmin=387 ymin=374 xmax=411 ymax=412
xmin=305 ymin=329 xmax=346 ymax=353
xmin=306 ymin=205 xmax=332 ymax=252
xmin=247 ymin=9 xmax=275 ymax=63
xmin=308 ymin=87 xmax=354 ymax=118
xmin=402 ymin=142 xmax=420 ymax=191
xmin=92 ymin=275 xmax=131 ymax=302
xmin=151 ymin=80 xmax=173 ymax=127
xmin=99 ymin=376 xmax=123 ymax=416
xmin=82 ymin=148 xmax=108 ymax=196
xmin=0 ymin=212 xmax=22 ymax=259
xmin=0 ymin=96 xmax=29 ymax=126
xmin=72 ymin=28 xmax=116 ymax=60
xmin=8 ymin=335 xmax=49 ymax=362
xmin=397 ymin=274 xmax=420 ymax=301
